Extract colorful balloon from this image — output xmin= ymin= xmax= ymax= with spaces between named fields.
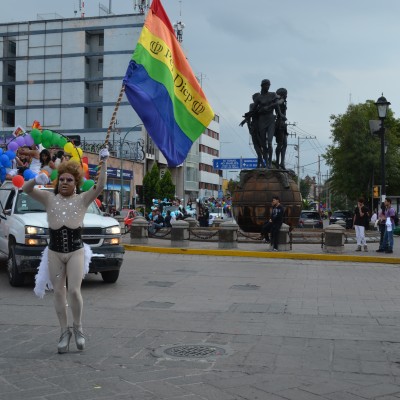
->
xmin=24 ymin=134 xmax=34 ymax=147
xmin=50 ymin=169 xmax=58 ymax=181
xmin=12 ymin=175 xmax=24 ymax=188
xmin=8 ymin=141 xmax=18 ymax=152
xmin=64 ymin=142 xmax=74 ymax=155
xmin=30 ymin=129 xmax=42 ymax=145
xmin=15 ymin=136 xmax=25 ymax=147
xmin=5 ymin=150 xmax=16 ymax=160
xmin=81 ymin=179 xmax=95 ymax=191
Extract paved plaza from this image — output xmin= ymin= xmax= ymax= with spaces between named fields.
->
xmin=1 ymin=239 xmax=400 ymax=399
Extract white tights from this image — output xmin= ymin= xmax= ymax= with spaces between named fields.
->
xmin=48 ymin=248 xmax=85 ymax=332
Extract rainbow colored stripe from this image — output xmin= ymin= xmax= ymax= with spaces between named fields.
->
xmin=123 ymin=0 xmax=214 ymax=167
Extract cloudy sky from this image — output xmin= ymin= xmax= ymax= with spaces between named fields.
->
xmin=2 ymin=0 xmax=400 ymax=180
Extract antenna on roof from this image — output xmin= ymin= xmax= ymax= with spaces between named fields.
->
xmin=173 ymin=1 xmax=185 ymax=43
xmin=134 ymin=0 xmax=150 ymax=15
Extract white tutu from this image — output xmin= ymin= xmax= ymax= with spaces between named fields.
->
xmin=34 ymin=244 xmax=93 ymax=298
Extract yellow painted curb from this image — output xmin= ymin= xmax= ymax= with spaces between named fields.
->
xmin=123 ymin=245 xmax=400 ymax=265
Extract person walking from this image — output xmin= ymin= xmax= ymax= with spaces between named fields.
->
xmin=262 ymin=196 xmax=285 ymax=251
xmin=23 ymin=147 xmax=109 ymax=353
xmin=376 ymin=202 xmax=387 ymax=252
xmin=353 ymin=198 xmax=369 ymax=252
xmin=382 ymin=197 xmax=395 ymax=254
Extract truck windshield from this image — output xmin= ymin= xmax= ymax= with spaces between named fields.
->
xmin=15 ymin=191 xmax=101 ymax=215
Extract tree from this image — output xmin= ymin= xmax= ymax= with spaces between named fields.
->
xmin=227 ymin=178 xmax=239 ymax=196
xmin=159 ymin=169 xmax=175 ymax=201
xmin=299 ymin=178 xmax=312 ymax=200
xmin=142 ymin=163 xmax=160 ymax=210
xmin=324 ymin=100 xmax=400 ymax=204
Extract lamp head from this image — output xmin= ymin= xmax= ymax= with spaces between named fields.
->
xmin=375 ymin=93 xmax=391 ymax=119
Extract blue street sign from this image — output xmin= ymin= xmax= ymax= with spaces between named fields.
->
xmin=213 ymin=158 xmax=259 ymax=170
xmin=213 ymin=158 xmax=241 ymax=170
xmin=241 ymin=158 xmax=258 ymax=169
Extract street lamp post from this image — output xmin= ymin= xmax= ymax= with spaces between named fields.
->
xmin=375 ymin=94 xmax=391 ymax=202
xmin=119 ymin=123 xmax=143 ymax=210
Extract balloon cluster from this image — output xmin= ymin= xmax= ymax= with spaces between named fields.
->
xmin=4 ymin=123 xmax=93 ymax=192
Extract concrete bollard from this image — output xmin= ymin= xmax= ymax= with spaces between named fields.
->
xmin=130 ymin=216 xmax=149 ymax=244
xmin=277 ymin=223 xmax=290 ymax=251
xmin=213 ymin=217 xmax=224 ymax=228
xmin=324 ymin=224 xmax=345 ymax=253
xmin=184 ymin=217 xmax=198 ymax=228
xmin=171 ymin=219 xmax=190 ymax=247
xmin=218 ymin=221 xmax=238 ymax=249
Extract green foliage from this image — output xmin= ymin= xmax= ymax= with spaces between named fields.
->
xmin=142 ymin=163 xmax=160 ymax=210
xmin=227 ymin=178 xmax=239 ymax=195
xmin=299 ymin=178 xmax=311 ymax=200
xmin=324 ymin=100 xmax=400 ymax=203
xmin=159 ymin=169 xmax=175 ymax=201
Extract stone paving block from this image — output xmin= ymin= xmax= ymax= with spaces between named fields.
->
xmin=324 ymin=392 xmax=368 ymax=400
xmin=349 ymin=383 xmax=400 ymax=398
xmin=276 ymin=387 xmax=331 ymax=400
xmin=137 ymin=380 xmax=191 ymax=398
xmin=226 ymin=385 xmax=289 ymax=400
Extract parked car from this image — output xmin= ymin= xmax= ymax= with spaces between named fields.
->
xmin=329 ymin=210 xmax=354 ymax=229
xmin=298 ymin=211 xmax=323 ymax=229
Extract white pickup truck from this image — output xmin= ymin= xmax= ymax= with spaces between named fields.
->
xmin=0 ymin=182 xmax=125 ymax=286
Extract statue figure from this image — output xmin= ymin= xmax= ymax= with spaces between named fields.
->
xmin=240 ymin=79 xmax=285 ymax=169
xmin=274 ymin=88 xmax=288 ymax=169
xmin=239 ymin=92 xmax=264 ymax=168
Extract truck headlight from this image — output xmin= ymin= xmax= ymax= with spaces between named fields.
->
xmin=103 ymin=238 xmax=121 ymax=245
xmin=25 ymin=226 xmax=47 ymax=235
xmin=25 ymin=238 xmax=48 ymax=246
xmin=105 ymin=226 xmax=121 ymax=234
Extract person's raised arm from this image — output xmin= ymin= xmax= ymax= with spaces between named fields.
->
xmin=82 ymin=148 xmax=109 ymax=206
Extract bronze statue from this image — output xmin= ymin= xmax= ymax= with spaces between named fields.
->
xmin=239 ymin=92 xmax=264 ymax=168
xmin=240 ymin=79 xmax=286 ymax=168
xmin=274 ymin=88 xmax=288 ymax=169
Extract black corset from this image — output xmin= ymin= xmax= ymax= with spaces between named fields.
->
xmin=49 ymin=226 xmax=83 ymax=253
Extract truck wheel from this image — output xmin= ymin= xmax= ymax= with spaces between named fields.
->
xmin=101 ymin=270 xmax=119 ymax=283
xmin=8 ymin=244 xmax=25 ymax=287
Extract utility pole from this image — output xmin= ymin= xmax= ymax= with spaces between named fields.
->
xmin=295 ymin=135 xmax=317 ymax=187
xmin=317 ymin=155 xmax=321 ymax=212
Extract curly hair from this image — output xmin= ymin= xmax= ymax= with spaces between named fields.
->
xmin=54 ymin=160 xmax=83 ymax=195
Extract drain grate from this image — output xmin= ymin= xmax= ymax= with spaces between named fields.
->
xmin=163 ymin=344 xmax=226 ymax=358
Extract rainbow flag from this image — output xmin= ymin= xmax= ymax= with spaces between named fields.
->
xmin=123 ymin=0 xmax=214 ymax=167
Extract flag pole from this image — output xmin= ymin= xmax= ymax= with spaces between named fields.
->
xmin=96 ymin=84 xmax=126 ymax=181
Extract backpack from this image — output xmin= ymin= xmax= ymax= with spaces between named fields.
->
xmin=394 ymin=211 xmax=399 ymax=226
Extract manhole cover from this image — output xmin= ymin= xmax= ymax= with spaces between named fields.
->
xmin=163 ymin=344 xmax=226 ymax=358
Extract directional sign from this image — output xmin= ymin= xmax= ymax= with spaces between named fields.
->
xmin=213 ymin=158 xmax=259 ymax=170
xmin=213 ymin=158 xmax=241 ymax=170
xmin=241 ymin=158 xmax=258 ymax=169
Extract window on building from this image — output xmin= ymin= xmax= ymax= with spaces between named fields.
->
xmin=98 ymin=83 xmax=103 ymax=97
xmin=99 ymin=34 xmax=104 ymax=46
xmin=84 ymin=107 xmax=88 ymax=114
xmin=7 ymin=64 xmax=15 ymax=79
xmin=8 ymin=41 xmax=16 ymax=55
xmin=97 ymin=108 xmax=102 ymax=121
xmin=7 ymin=88 xmax=15 ymax=102
xmin=85 ymin=82 xmax=89 ymax=90
xmin=85 ymin=57 xmax=90 ymax=65
xmin=98 ymin=58 xmax=103 ymax=72
xmin=6 ymin=112 xmax=15 ymax=126
xmin=85 ymin=32 xmax=90 ymax=45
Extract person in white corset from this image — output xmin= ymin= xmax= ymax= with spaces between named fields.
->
xmin=23 ymin=147 xmax=109 ymax=353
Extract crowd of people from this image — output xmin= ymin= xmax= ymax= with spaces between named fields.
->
xmin=5 ymin=144 xmax=73 ymax=182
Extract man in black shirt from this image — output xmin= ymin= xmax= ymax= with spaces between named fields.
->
xmin=261 ymin=196 xmax=285 ymax=251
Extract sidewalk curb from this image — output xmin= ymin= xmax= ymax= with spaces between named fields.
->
xmin=123 ymin=245 xmax=400 ymax=265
